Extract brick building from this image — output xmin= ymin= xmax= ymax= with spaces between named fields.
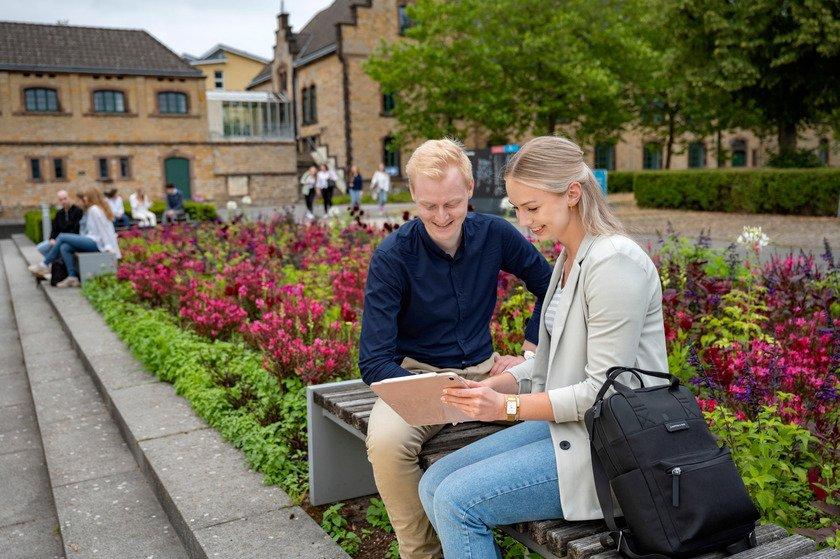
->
xmin=251 ymin=1 xmax=834 ymax=184
xmin=250 ymin=0 xmax=410 ymax=184
xmin=0 ymin=21 xmax=297 ymax=218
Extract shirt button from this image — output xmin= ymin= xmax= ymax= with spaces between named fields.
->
xmin=559 ymin=440 xmax=571 ymax=450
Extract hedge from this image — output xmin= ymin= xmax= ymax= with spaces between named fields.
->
xmin=25 ymin=200 xmax=218 ymax=243
xmin=608 ymin=171 xmax=635 ymax=193
xmin=632 ymin=169 xmax=840 ymax=216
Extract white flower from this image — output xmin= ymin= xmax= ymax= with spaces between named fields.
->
xmin=226 ymin=200 xmax=238 ymax=211
xmin=241 ymin=196 xmax=252 ymax=206
xmin=736 ymin=226 xmax=769 ymax=248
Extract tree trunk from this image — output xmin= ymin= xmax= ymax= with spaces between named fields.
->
xmin=716 ymin=129 xmax=724 ymax=167
xmin=665 ymin=112 xmax=676 ymax=169
xmin=546 ymin=112 xmax=557 ymax=135
xmin=778 ymin=120 xmax=797 ymax=154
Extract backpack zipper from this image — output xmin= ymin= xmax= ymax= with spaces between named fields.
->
xmin=666 ymin=453 xmax=730 ymax=508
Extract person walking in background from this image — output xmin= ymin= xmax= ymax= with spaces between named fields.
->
xmin=301 ymin=165 xmax=318 ymax=220
xmin=370 ymin=163 xmax=391 ymax=215
xmin=163 ymin=183 xmax=185 ymax=224
xmin=129 ymin=188 xmax=156 ymax=227
xmin=104 ymin=188 xmax=130 ymax=229
xmin=36 ymin=190 xmax=83 ymax=257
xmin=349 ymin=165 xmax=363 ymax=210
xmin=28 ymin=186 xmax=121 ymax=288
xmin=316 ymin=163 xmax=338 ymax=215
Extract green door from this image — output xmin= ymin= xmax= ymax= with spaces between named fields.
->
xmin=164 ymin=157 xmax=191 ymax=199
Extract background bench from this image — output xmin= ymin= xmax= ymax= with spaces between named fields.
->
xmin=307 ymin=379 xmax=838 ymax=559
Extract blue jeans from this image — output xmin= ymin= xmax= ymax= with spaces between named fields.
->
xmin=350 ymin=189 xmax=362 ymax=207
xmin=43 ymin=233 xmax=99 ymax=278
xmin=36 ymin=240 xmax=51 ymax=256
xmin=377 ymin=189 xmax=388 ymax=207
xmin=419 ymin=421 xmax=563 ymax=559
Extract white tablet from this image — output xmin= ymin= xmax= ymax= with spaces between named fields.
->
xmin=371 ymin=372 xmax=474 ymax=426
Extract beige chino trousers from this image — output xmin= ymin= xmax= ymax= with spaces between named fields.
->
xmin=366 ymin=355 xmax=496 ymax=559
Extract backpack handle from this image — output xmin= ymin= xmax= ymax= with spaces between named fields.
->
xmin=595 ymin=366 xmax=678 ymax=404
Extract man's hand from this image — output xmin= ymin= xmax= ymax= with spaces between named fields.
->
xmin=49 ymin=239 xmax=56 ymax=246
xmin=441 ymin=379 xmax=506 ymax=421
xmin=489 ymin=354 xmax=525 ymax=376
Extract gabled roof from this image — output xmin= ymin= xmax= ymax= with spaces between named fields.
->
xmin=190 ymin=43 xmax=270 ymax=65
xmin=0 ymin=20 xmax=203 ymax=77
xmin=247 ymin=62 xmax=273 ymax=89
xmin=293 ymin=0 xmax=366 ymax=67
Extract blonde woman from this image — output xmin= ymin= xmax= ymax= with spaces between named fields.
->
xmin=129 ymin=188 xmax=157 ymax=227
xmin=418 ymin=136 xmax=669 ymax=556
xmin=29 ymin=187 xmax=122 ymax=287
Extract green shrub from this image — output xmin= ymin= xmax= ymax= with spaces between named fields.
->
xmin=634 ymin=169 xmax=840 ymax=216
xmin=82 ymin=276 xmax=310 ymax=500
xmin=608 ymin=171 xmax=635 ymax=193
xmin=332 ymin=189 xmax=413 ymax=205
xmin=767 ymin=149 xmax=825 ymax=168
xmin=24 ymin=207 xmax=58 ymax=244
xmin=184 ymin=201 xmax=218 ymax=221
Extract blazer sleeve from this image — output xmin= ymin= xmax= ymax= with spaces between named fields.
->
xmin=546 ymin=251 xmax=653 ymax=423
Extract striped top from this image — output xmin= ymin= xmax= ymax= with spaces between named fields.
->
xmin=543 ymin=284 xmax=564 ymax=333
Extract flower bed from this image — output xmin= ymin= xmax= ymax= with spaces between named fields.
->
xmin=86 ymin=215 xmax=839 ymax=554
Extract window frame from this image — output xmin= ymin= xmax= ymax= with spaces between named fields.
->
xmin=397 ymin=4 xmax=413 ymax=36
xmin=818 ymin=138 xmax=830 ymax=166
xmin=302 ymin=85 xmax=318 ymax=125
xmin=381 ymin=92 xmax=396 ymax=117
xmin=730 ymin=138 xmax=748 ymax=168
xmin=594 ymin=142 xmax=616 ymax=171
xmin=23 ymin=87 xmax=60 ymax=113
xmin=157 ymin=91 xmax=189 ymax=115
xmin=687 ymin=141 xmax=706 ymax=168
xmin=28 ymin=157 xmax=44 ymax=182
xmin=97 ymin=157 xmax=111 ymax=180
xmin=92 ymin=89 xmax=127 ymax=113
xmin=118 ymin=156 xmax=132 ymax=180
xmin=214 ymin=70 xmax=224 ymax=90
xmin=52 ymin=157 xmax=67 ymax=181
xmin=382 ymin=136 xmax=401 ymax=176
xmin=643 ymin=142 xmax=663 ymax=170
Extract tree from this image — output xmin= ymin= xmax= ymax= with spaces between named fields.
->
xmin=668 ymin=0 xmax=840 ymax=154
xmin=364 ymin=0 xmax=649 ymax=146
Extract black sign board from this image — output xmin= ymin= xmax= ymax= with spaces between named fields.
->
xmin=465 ymin=148 xmax=515 ymax=215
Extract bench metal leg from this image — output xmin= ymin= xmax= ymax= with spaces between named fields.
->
xmin=307 ymin=379 xmax=378 ymax=506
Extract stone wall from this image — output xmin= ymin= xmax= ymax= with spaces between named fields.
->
xmin=296 ymin=56 xmax=347 ymax=168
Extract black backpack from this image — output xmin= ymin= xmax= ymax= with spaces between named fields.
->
xmin=584 ymin=366 xmax=760 ymax=559
xmin=50 ymin=257 xmax=68 ymax=286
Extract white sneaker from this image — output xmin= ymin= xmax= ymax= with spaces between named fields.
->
xmin=28 ymin=263 xmax=49 ymax=277
xmin=55 ymin=276 xmax=80 ymax=288
xmin=305 ymin=211 xmax=315 ymax=220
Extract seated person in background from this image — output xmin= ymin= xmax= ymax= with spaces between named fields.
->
xmin=359 ymin=138 xmax=553 ymax=558
xmin=163 ymin=183 xmax=185 ymax=224
xmin=129 ymin=188 xmax=157 ymax=227
xmin=36 ymin=190 xmax=83 ymax=257
xmin=28 ymin=187 xmax=122 ymax=288
xmin=104 ymin=188 xmax=130 ymax=229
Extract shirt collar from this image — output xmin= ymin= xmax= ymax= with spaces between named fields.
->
xmin=417 ymin=213 xmax=473 ymax=261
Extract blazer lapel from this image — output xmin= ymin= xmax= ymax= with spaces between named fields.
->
xmin=546 ymin=234 xmax=599 ymax=371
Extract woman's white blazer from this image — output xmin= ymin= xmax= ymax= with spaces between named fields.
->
xmin=506 ymin=233 xmax=669 ymax=520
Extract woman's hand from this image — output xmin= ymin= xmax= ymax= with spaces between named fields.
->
xmin=442 ymin=379 xmax=506 ymax=421
xmin=489 ymin=354 xmax=525 ymax=376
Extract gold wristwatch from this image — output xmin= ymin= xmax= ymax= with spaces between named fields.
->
xmin=505 ymin=395 xmax=520 ymax=422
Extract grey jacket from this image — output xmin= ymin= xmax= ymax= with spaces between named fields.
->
xmin=507 ymin=233 xmax=668 ymax=520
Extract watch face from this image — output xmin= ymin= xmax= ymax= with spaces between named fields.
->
xmin=506 ymin=401 xmax=517 ymax=414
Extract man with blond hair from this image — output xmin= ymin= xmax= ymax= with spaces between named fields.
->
xmin=359 ymin=138 xmax=552 ymax=558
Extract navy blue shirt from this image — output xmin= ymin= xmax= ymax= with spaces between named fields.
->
xmin=359 ymin=213 xmax=552 ymax=384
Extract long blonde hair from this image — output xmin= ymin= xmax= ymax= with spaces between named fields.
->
xmin=504 ymin=136 xmax=624 ymax=236
xmin=78 ymin=186 xmax=114 ymax=221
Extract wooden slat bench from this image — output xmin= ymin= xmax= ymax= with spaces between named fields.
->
xmin=306 ymin=380 xmax=837 ymax=559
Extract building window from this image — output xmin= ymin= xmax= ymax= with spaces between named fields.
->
xmin=594 ymin=142 xmax=616 ymax=170
xmin=731 ymin=139 xmax=747 ymax=167
xmin=97 ymin=157 xmax=110 ymax=180
xmin=643 ymin=142 xmax=662 ymax=170
xmin=119 ymin=157 xmax=131 ymax=179
xmin=302 ymin=85 xmax=317 ymax=125
xmin=397 ymin=5 xmax=413 ymax=35
xmin=382 ymin=92 xmax=396 ymax=116
xmin=383 ymin=136 xmax=400 ymax=174
xmin=24 ymin=88 xmax=59 ymax=112
xmin=93 ymin=90 xmax=126 ymax=113
xmin=29 ymin=158 xmax=43 ymax=182
xmin=157 ymin=91 xmax=188 ymax=114
xmin=818 ymin=138 xmax=830 ymax=165
xmin=53 ymin=158 xmax=66 ymax=181
xmin=214 ymin=70 xmax=224 ymax=89
xmin=688 ymin=141 xmax=706 ymax=168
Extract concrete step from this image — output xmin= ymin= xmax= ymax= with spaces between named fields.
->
xmin=0 ymin=244 xmax=64 ymax=559
xmin=10 ymin=234 xmax=350 ymax=559
xmin=0 ymin=240 xmax=188 ymax=559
